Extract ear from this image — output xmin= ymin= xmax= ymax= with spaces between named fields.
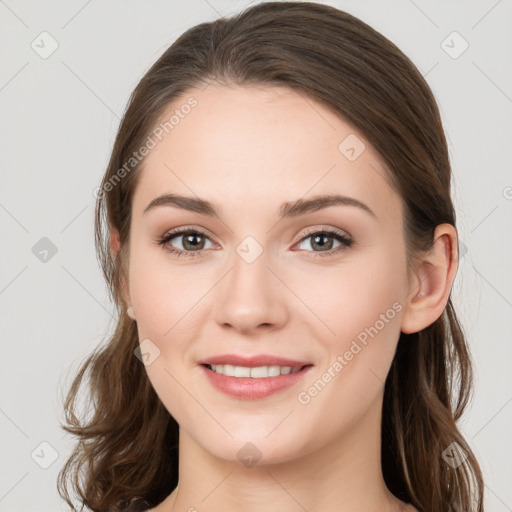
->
xmin=400 ymin=223 xmax=459 ymax=334
xmin=110 ymin=226 xmax=132 ymax=311
xmin=109 ymin=225 xmax=122 ymax=259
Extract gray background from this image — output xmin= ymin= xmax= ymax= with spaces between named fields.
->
xmin=1 ymin=0 xmax=511 ymax=510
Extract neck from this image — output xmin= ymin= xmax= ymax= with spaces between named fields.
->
xmin=157 ymin=395 xmax=406 ymax=512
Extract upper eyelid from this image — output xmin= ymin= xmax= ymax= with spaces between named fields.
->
xmin=298 ymin=226 xmax=350 ymax=239
xmin=164 ymin=225 xmax=218 ymax=241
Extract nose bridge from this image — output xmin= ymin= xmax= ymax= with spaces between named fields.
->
xmin=214 ymin=234 xmax=287 ymax=331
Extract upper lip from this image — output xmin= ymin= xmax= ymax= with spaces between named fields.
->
xmin=198 ymin=354 xmax=312 ymax=368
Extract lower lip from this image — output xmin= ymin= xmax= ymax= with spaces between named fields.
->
xmin=200 ymin=364 xmax=313 ymax=400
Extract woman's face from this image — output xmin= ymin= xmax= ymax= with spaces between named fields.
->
xmin=125 ymin=83 xmax=412 ymax=464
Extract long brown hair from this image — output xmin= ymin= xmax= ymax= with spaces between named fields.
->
xmin=57 ymin=2 xmax=485 ymax=511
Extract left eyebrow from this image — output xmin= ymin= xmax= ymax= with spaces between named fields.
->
xmin=143 ymin=193 xmax=376 ymax=220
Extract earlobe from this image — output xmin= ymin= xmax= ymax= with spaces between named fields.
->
xmin=401 ymin=223 xmax=458 ymax=334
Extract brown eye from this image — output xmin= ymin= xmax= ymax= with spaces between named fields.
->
xmin=157 ymin=228 xmax=215 ymax=258
xmin=295 ymin=229 xmax=352 ymax=257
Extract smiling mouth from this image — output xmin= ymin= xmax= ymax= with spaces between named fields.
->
xmin=203 ymin=363 xmax=312 ymax=378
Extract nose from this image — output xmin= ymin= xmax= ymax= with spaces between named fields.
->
xmin=214 ymin=248 xmax=288 ymax=335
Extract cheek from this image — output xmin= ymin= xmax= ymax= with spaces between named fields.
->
xmin=290 ymin=253 xmax=406 ymax=419
xmin=291 ymin=249 xmax=406 ymax=344
xmin=292 ymin=263 xmax=405 ymax=436
xmin=128 ymin=245 xmax=210 ymax=339
xmin=127 ymin=249 xmax=204 ymax=422
xmin=331 ymin=254 xmax=406 ymax=387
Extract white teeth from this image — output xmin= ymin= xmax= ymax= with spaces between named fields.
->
xmin=209 ymin=364 xmax=301 ymax=378
xmin=234 ymin=366 xmax=251 ymax=377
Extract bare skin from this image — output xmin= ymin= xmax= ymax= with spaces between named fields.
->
xmin=113 ymin=83 xmax=457 ymax=512
xmin=152 ymin=488 xmax=420 ymax=512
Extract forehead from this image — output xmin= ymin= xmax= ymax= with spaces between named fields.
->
xmin=131 ymin=83 xmax=399 ymax=221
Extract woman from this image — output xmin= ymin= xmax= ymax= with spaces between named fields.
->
xmin=58 ymin=2 xmax=485 ymax=511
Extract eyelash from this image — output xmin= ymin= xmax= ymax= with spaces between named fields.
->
xmin=156 ymin=226 xmax=353 ymax=259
